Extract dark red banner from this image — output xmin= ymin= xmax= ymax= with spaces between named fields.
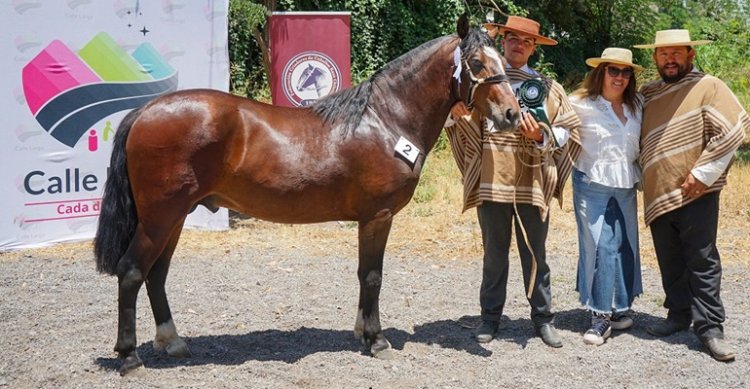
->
xmin=270 ymin=12 xmax=351 ymax=107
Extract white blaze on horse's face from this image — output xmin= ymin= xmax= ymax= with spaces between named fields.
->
xmin=482 ymin=46 xmax=514 ymax=96
xmin=482 ymin=46 xmax=503 ymax=71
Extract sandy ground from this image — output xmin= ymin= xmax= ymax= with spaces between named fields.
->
xmin=1 ymin=210 xmax=748 ymax=388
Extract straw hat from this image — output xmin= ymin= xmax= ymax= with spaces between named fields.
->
xmin=633 ymin=29 xmax=712 ymax=49
xmin=486 ymin=15 xmax=558 ymax=46
xmin=585 ymin=47 xmax=644 ymax=72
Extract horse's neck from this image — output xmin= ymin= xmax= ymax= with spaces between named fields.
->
xmin=369 ymin=44 xmax=456 ymax=153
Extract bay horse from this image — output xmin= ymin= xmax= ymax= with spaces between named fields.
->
xmin=94 ymin=15 xmax=520 ymax=375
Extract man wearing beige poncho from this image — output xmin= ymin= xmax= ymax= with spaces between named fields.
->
xmin=446 ymin=16 xmax=581 ymax=348
xmin=635 ymin=30 xmax=749 ymax=362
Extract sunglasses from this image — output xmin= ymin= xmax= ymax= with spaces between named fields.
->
xmin=606 ymin=66 xmax=634 ymax=79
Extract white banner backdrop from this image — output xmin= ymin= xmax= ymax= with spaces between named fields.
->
xmin=1 ymin=0 xmax=229 ymax=250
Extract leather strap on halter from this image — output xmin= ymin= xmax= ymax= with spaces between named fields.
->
xmin=462 ymin=60 xmax=510 ymax=109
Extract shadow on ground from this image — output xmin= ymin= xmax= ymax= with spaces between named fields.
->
xmin=555 ymin=307 xmax=706 ymax=348
xmin=95 ymin=309 xmax=714 ymax=372
xmin=95 ymin=315 xmax=501 ymax=372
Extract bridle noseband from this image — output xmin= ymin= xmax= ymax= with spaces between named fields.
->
xmin=462 ymin=59 xmax=510 ymax=108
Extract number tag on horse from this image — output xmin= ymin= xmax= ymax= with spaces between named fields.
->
xmin=395 ymin=136 xmax=420 ymax=164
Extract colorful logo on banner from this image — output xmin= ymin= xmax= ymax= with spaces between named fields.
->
xmin=281 ymin=51 xmax=341 ymax=107
xmin=21 ymin=32 xmax=178 ymax=149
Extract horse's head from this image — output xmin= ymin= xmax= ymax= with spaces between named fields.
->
xmin=297 ymin=64 xmax=319 ymax=91
xmin=455 ymin=15 xmax=520 ymax=131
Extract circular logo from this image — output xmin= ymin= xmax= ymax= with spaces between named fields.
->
xmin=526 ymin=86 xmax=540 ymax=99
xmin=282 ymin=51 xmax=341 ymax=107
xmin=518 ymin=78 xmax=547 ymax=107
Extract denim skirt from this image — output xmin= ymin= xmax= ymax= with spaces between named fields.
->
xmin=572 ymin=169 xmax=643 ymax=314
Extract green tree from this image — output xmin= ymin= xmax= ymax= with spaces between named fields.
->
xmin=229 ymin=0 xmax=273 ymax=98
xmin=651 ymin=0 xmax=750 ymax=107
xmin=229 ymin=0 xmax=749 ymax=111
xmin=276 ymin=0 xmax=466 ymax=83
xmin=506 ymin=0 xmax=659 ymax=88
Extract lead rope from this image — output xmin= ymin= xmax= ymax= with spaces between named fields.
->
xmin=513 ymin=124 xmax=554 ymax=299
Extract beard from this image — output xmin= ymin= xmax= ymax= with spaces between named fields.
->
xmin=658 ymin=62 xmax=692 ymax=83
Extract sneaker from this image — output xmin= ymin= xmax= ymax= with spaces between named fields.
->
xmin=583 ymin=315 xmax=611 ymax=346
xmin=476 ymin=320 xmax=499 ymax=343
xmin=610 ymin=313 xmax=634 ymax=330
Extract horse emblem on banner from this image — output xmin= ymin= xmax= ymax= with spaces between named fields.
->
xmin=282 ymin=51 xmax=341 ymax=106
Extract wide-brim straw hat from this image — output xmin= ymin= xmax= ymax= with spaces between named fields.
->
xmin=486 ymin=15 xmax=558 ymax=46
xmin=633 ymin=29 xmax=712 ymax=49
xmin=585 ymin=47 xmax=644 ymax=72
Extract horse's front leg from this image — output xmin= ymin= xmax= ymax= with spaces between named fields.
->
xmin=354 ymin=209 xmax=393 ymax=356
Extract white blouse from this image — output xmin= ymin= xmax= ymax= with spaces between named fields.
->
xmin=569 ymin=94 xmax=642 ymax=188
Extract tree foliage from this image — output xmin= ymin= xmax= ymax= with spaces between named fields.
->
xmin=229 ymin=1 xmax=270 ymax=98
xmin=653 ymin=0 xmax=750 ymax=107
xmin=228 ymin=0 xmax=749 ymax=110
xmin=508 ymin=0 xmax=659 ymax=87
xmin=274 ymin=0 xmax=469 ymax=82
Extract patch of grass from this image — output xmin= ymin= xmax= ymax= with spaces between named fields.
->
xmin=737 ymin=143 xmax=750 ymax=164
xmin=411 ymin=206 xmax=433 ymax=217
xmin=412 ymin=179 xmax=436 ymax=204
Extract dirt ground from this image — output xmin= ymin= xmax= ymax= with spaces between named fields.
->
xmin=1 ymin=210 xmax=749 ymax=388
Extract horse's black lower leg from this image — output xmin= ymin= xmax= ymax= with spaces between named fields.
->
xmin=146 ymin=230 xmax=190 ymax=357
xmin=115 ymin=257 xmax=145 ymax=375
xmin=113 ymin=224 xmax=172 ymax=375
xmin=355 ymin=210 xmax=393 ymax=355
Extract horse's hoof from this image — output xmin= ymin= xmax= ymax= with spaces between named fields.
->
xmin=153 ymin=320 xmax=191 ymax=357
xmin=118 ymin=354 xmax=143 ymax=376
xmin=165 ymin=338 xmax=191 ymax=358
xmin=154 ymin=336 xmax=191 ymax=357
xmin=370 ymin=336 xmax=391 ymax=355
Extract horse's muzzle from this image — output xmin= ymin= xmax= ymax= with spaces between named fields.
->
xmin=489 ymin=104 xmax=521 ymax=132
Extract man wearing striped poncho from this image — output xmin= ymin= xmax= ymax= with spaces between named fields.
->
xmin=635 ymin=29 xmax=749 ymax=362
xmin=446 ymin=16 xmax=582 ymax=348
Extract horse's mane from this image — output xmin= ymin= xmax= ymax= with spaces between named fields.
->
xmin=309 ymin=74 xmax=378 ymax=136
xmin=458 ymin=25 xmax=495 ymax=58
xmin=311 ymin=29 xmax=495 ymax=137
xmin=310 ymin=36 xmax=448 ymax=136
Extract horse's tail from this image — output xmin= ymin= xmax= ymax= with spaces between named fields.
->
xmin=93 ymin=107 xmax=142 ymax=275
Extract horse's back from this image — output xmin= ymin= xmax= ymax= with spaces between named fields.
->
xmin=123 ymin=88 xmax=420 ymax=224
xmin=127 ymin=89 xmax=310 ymax=154
xmin=123 ymin=89 xmax=354 ymax=221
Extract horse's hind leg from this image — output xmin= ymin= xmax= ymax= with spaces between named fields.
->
xmin=115 ymin=219 xmax=184 ymax=374
xmin=147 ymin=226 xmax=190 ymax=358
xmin=114 ymin=225 xmax=153 ymax=374
xmin=354 ymin=210 xmax=393 ymax=356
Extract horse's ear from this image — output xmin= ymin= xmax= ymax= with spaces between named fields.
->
xmin=484 ymin=23 xmax=500 ymax=40
xmin=457 ymin=13 xmax=469 ymax=39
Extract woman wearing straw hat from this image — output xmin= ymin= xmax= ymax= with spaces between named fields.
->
xmin=568 ymin=48 xmax=644 ymax=346
xmin=634 ymin=29 xmax=748 ymax=362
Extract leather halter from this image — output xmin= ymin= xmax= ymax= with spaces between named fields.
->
xmin=461 ymin=59 xmax=510 ymax=108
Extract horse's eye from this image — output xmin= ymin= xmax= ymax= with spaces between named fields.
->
xmin=470 ymin=59 xmax=484 ymax=72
